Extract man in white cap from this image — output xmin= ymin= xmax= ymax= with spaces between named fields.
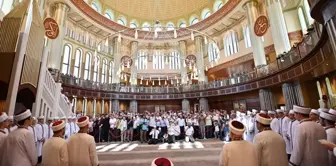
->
xmin=250 ymin=109 xmax=259 ymax=140
xmin=268 ymin=111 xmax=278 ymax=133
xmin=319 ymin=109 xmax=336 ymax=166
xmin=310 ymin=109 xmax=320 ymax=123
xmin=42 ymin=120 xmax=68 ymax=166
xmin=253 ymin=113 xmax=288 ymax=166
xmin=5 ymin=115 xmax=17 ymax=135
xmin=0 ymin=109 xmax=37 ymax=166
xmin=46 ymin=117 xmax=54 ymax=139
xmin=68 ymin=116 xmax=99 ymax=166
xmin=243 ymin=111 xmax=254 ymax=142
xmin=289 ymin=105 xmax=329 ymax=166
xmin=28 ymin=117 xmax=37 ymax=150
xmin=36 ymin=116 xmax=48 ymax=163
xmin=286 ymin=110 xmax=299 ymax=159
xmin=151 ymin=157 xmax=174 ymax=166
xmin=219 ymin=120 xmax=257 ymax=166
xmin=0 ymin=112 xmax=9 ymax=146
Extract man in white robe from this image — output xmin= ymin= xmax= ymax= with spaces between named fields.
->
xmin=268 ymin=111 xmax=279 ymax=133
xmin=68 ymin=116 xmax=99 ymax=166
xmin=310 ymin=109 xmax=320 ymax=123
xmin=289 ymin=105 xmax=329 ymax=166
xmin=36 ymin=116 xmax=48 ymax=163
xmin=253 ymin=113 xmax=288 ymax=166
xmin=286 ymin=110 xmax=298 ymax=159
xmin=73 ymin=116 xmax=79 ymax=133
xmin=319 ymin=109 xmax=336 ymax=166
xmin=249 ymin=109 xmax=259 ymax=140
xmin=46 ymin=117 xmax=54 ymax=139
xmin=219 ymin=120 xmax=258 ymax=166
xmin=28 ymin=117 xmax=37 ymax=150
xmin=42 ymin=120 xmax=68 ymax=166
xmin=0 ymin=109 xmax=37 ymax=166
xmin=243 ymin=111 xmax=254 ymax=142
xmin=0 ymin=112 xmax=9 ymax=146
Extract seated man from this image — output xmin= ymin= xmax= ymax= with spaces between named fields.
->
xmin=185 ymin=123 xmax=195 ymax=143
xmin=148 ymin=126 xmax=160 ymax=145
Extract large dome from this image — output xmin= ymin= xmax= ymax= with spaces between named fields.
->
xmin=98 ymin=0 xmax=211 ymax=21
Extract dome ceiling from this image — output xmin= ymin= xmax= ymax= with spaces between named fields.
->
xmin=99 ymin=0 xmax=211 ymax=20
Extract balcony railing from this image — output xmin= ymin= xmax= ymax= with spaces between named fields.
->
xmin=61 ymin=27 xmax=320 ymax=94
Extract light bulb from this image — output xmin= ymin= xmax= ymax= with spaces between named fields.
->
xmin=191 ymin=31 xmax=194 ymax=41
xmin=118 ymin=33 xmax=121 ymax=42
xmin=171 ymin=79 xmax=173 ymax=84
xmin=174 ymin=29 xmax=177 ymax=38
xmin=204 ymin=36 xmax=208 ymax=44
xmin=177 ymin=79 xmax=179 ymax=84
xmin=135 ymin=29 xmax=138 ymax=39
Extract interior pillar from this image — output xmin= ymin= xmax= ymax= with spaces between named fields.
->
xmin=195 ymin=36 xmax=207 ymax=82
xmin=282 ymin=82 xmax=305 ymax=110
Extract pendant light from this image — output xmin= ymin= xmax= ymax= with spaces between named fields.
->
xmin=134 ymin=29 xmax=138 ymax=39
xmin=174 ymin=29 xmax=177 ymax=38
xmin=191 ymin=31 xmax=194 ymax=41
xmin=118 ymin=33 xmax=121 ymax=43
xmin=204 ymin=36 xmax=208 ymax=44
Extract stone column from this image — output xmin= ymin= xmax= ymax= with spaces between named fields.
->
xmin=266 ymin=0 xmax=291 ymax=56
xmin=130 ymin=41 xmax=138 ymax=87
xmin=47 ymin=2 xmax=70 ymax=70
xmin=130 ymin=100 xmax=138 ymax=113
xmin=195 ymin=36 xmax=207 ymax=82
xmin=83 ymin=97 xmax=87 ymax=115
xmin=199 ymin=98 xmax=209 ymax=112
xmin=179 ymin=40 xmax=188 ymax=84
xmin=259 ymin=89 xmax=275 ymax=110
xmin=182 ymin=99 xmax=190 ymax=113
xmin=243 ymin=1 xmax=267 ymax=68
xmin=93 ymin=98 xmax=97 ymax=117
xmin=101 ymin=99 xmax=104 ymax=114
xmin=73 ymin=96 xmax=77 ymax=114
xmin=109 ymin=100 xmax=112 ymax=114
xmin=112 ymin=99 xmax=120 ymax=113
xmin=113 ymin=37 xmax=121 ymax=84
xmin=282 ymin=82 xmax=305 ymax=110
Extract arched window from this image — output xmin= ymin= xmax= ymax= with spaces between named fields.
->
xmin=202 ymin=8 xmax=211 ymax=19
xmin=298 ymin=7 xmax=308 ymax=34
xmin=208 ymin=42 xmax=220 ymax=62
xmin=303 ymin=0 xmax=314 ymax=26
xmin=61 ymin=45 xmax=72 ymax=75
xmin=93 ymin=56 xmax=100 ymax=82
xmin=223 ymin=31 xmax=239 ymax=57
xmin=179 ymin=21 xmax=187 ymax=28
xmin=169 ymin=51 xmax=181 ymax=70
xmin=104 ymin=10 xmax=114 ymax=20
xmin=109 ymin=61 xmax=114 ymax=83
xmin=213 ymin=0 xmax=223 ymax=12
xmin=137 ymin=50 xmax=148 ymax=70
xmin=190 ymin=15 xmax=199 ymax=25
xmin=243 ymin=26 xmax=251 ymax=48
xmin=130 ymin=19 xmax=138 ymax=28
xmin=142 ymin=22 xmax=151 ymax=31
xmin=84 ymin=52 xmax=92 ymax=80
xmin=153 ymin=51 xmax=165 ymax=70
xmin=91 ymin=0 xmax=102 ymax=13
xmin=117 ymin=15 xmax=127 ymax=26
xmin=1 ymin=0 xmax=13 ymax=15
xmin=166 ymin=23 xmax=175 ymax=31
xmin=101 ymin=59 xmax=107 ymax=83
xmin=73 ymin=49 xmax=82 ymax=78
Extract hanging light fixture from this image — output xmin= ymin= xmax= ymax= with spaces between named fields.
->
xmin=154 ymin=28 xmax=158 ymax=38
xmin=118 ymin=33 xmax=121 ymax=42
xmin=121 ymin=65 xmax=125 ymax=71
xmin=171 ymin=79 xmax=173 ymax=84
xmin=204 ymin=36 xmax=208 ymax=44
xmin=134 ymin=29 xmax=138 ymax=39
xmin=174 ymin=29 xmax=177 ymax=38
xmin=191 ymin=31 xmax=194 ymax=41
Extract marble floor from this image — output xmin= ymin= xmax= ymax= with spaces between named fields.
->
xmin=96 ymin=140 xmax=224 ymax=166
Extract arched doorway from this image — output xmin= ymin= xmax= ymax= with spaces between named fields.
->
xmin=15 ymin=84 xmax=36 ymax=114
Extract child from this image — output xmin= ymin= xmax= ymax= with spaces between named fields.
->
xmin=214 ymin=121 xmax=219 ymax=139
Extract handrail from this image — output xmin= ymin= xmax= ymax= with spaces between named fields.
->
xmin=60 ymin=26 xmax=320 ymax=94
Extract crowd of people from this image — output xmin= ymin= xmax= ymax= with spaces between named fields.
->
xmin=1 ymin=105 xmax=336 ymax=166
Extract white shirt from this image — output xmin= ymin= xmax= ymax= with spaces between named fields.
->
xmin=120 ymin=119 xmax=127 ymax=131
xmin=192 ymin=119 xmax=199 ymax=126
xmin=215 ymin=125 xmax=220 ymax=132
xmin=178 ymin=118 xmax=185 ymax=126
xmin=206 ymin=116 xmax=212 ymax=126
xmin=150 ymin=129 xmax=160 ymax=139
xmin=42 ymin=137 xmax=68 ymax=166
xmin=109 ymin=118 xmax=116 ymax=129
xmin=185 ymin=126 xmax=194 ymax=136
xmin=149 ymin=117 xmax=156 ymax=127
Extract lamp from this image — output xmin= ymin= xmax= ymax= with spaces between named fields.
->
xmin=191 ymin=31 xmax=194 ymax=41
xmin=118 ymin=33 xmax=121 ymax=42
xmin=135 ymin=29 xmax=138 ymax=39
xmin=174 ymin=29 xmax=177 ymax=38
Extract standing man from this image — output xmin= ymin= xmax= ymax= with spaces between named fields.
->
xmin=219 ymin=120 xmax=257 ymax=166
xmin=36 ymin=116 xmax=48 ymax=163
xmin=28 ymin=117 xmax=37 ymax=152
xmin=46 ymin=117 xmax=54 ymax=139
xmin=198 ymin=114 xmax=206 ymax=139
xmin=286 ymin=110 xmax=298 ymax=159
xmin=0 ymin=112 xmax=9 ymax=146
xmin=310 ymin=109 xmax=320 ymax=123
xmin=42 ymin=120 xmax=69 ymax=166
xmin=276 ymin=109 xmax=285 ymax=136
xmin=268 ymin=111 xmax=278 ymax=133
xmin=68 ymin=116 xmax=99 ymax=166
xmin=243 ymin=111 xmax=254 ymax=142
xmin=253 ymin=113 xmax=288 ymax=166
xmin=0 ymin=109 xmax=37 ymax=166
xmin=319 ymin=109 xmax=336 ymax=166
xmin=289 ymin=105 xmax=329 ymax=166
xmin=178 ymin=114 xmax=185 ymax=140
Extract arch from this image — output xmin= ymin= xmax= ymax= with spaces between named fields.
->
xmin=117 ymin=15 xmax=127 ymax=26
xmin=189 ymin=15 xmax=199 ymax=25
xmin=16 ymin=84 xmax=36 ymax=112
xmin=104 ymin=9 xmax=114 ymax=21
xmin=61 ymin=44 xmax=72 ymax=75
xmin=84 ymin=52 xmax=92 ymax=80
xmin=202 ymin=8 xmax=211 ymax=19
xmin=91 ymin=0 xmax=102 ymax=13
xmin=73 ymin=48 xmax=83 ymax=78
xmin=130 ymin=19 xmax=139 ymax=28
xmin=178 ymin=20 xmax=187 ymax=28
xmin=142 ymin=22 xmax=151 ymax=31
xmin=213 ymin=0 xmax=223 ymax=12
xmin=166 ymin=22 xmax=175 ymax=31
